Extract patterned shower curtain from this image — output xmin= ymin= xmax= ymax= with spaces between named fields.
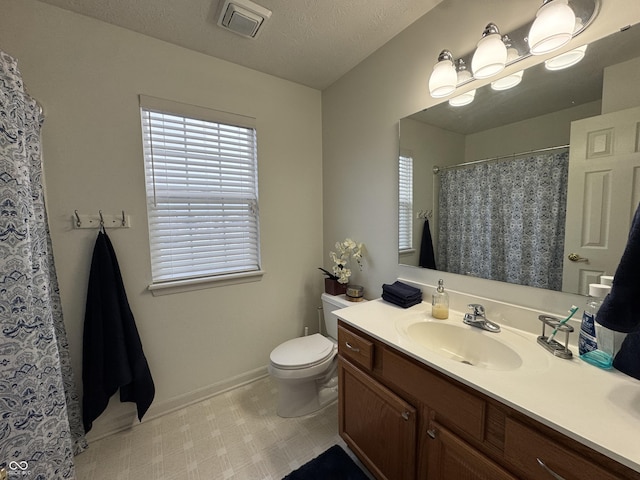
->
xmin=0 ymin=51 xmax=87 ymax=478
xmin=438 ymin=149 xmax=569 ymax=291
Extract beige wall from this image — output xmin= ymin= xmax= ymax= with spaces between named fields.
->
xmin=603 ymin=56 xmax=640 ymax=114
xmin=323 ymin=0 xmax=640 ymax=313
xmin=464 ymin=100 xmax=602 ymax=161
xmin=0 ymin=0 xmax=323 ymax=438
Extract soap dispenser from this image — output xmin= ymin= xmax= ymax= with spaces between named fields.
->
xmin=432 ymin=279 xmax=449 ymax=319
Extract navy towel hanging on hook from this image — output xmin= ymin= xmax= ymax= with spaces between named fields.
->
xmin=82 ymin=229 xmax=155 ymax=433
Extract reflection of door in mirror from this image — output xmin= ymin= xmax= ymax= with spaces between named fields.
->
xmin=562 ymin=105 xmax=640 ymax=295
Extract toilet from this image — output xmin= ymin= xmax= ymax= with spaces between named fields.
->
xmin=268 ymin=293 xmax=366 ymax=417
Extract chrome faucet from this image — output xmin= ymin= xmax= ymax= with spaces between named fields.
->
xmin=463 ymin=304 xmax=501 ymax=333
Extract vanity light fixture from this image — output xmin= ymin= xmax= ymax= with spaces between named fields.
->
xmin=471 ymin=23 xmax=507 ymax=79
xmin=426 ymin=0 xmax=597 ymax=99
xmin=528 ymin=0 xmax=576 ymax=55
xmin=449 ymin=60 xmax=476 ymax=106
xmin=428 ymin=50 xmax=457 ymax=98
xmin=491 ymin=36 xmax=524 ymax=91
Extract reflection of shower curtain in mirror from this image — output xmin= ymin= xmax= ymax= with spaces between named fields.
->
xmin=438 ymin=150 xmax=569 ymax=291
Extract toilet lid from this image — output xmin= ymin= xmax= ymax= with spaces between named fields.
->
xmin=270 ymin=334 xmax=336 ymax=369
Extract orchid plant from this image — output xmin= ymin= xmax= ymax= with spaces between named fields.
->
xmin=319 ymin=238 xmax=364 ymax=284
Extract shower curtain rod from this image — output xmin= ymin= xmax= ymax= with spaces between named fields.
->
xmin=432 ymin=144 xmax=569 ymax=174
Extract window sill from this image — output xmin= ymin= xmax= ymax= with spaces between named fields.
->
xmin=399 ymin=249 xmax=416 ymax=256
xmin=148 ymin=270 xmax=265 ymax=296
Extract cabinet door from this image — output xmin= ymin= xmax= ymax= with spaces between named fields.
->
xmin=339 ymin=357 xmax=417 ymax=480
xmin=425 ymin=420 xmax=518 ymax=480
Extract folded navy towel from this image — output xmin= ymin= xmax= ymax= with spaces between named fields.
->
xmin=613 ymin=332 xmax=640 ymax=381
xmin=597 ymin=201 xmax=640 ymax=333
xmin=382 ymin=290 xmax=421 ymax=304
xmin=381 ymin=281 xmax=422 ymax=308
xmin=382 ymin=293 xmax=422 ymax=309
xmin=382 ymin=291 xmax=422 ymax=305
xmin=382 ymin=281 xmax=422 ymax=300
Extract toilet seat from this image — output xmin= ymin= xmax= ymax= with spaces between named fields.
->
xmin=270 ymin=333 xmax=336 ymax=370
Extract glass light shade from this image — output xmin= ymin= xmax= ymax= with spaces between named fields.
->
xmin=471 ymin=33 xmax=507 ymax=79
xmin=528 ymin=0 xmax=576 ymax=55
xmin=429 ymin=58 xmax=457 ymax=98
xmin=491 ymin=70 xmax=524 ymax=91
xmin=449 ymin=69 xmax=475 ymax=106
xmin=545 ymin=44 xmax=588 ymax=70
xmin=491 ymin=47 xmax=524 ymax=90
xmin=449 ymin=89 xmax=476 ymax=107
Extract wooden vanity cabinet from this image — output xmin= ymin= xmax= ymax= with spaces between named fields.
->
xmin=424 ymin=418 xmax=517 ymax=480
xmin=337 ymin=320 xmax=640 ymax=480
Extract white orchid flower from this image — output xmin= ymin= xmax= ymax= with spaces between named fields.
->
xmin=325 ymin=238 xmax=365 ymax=284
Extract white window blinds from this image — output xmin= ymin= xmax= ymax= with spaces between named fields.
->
xmin=398 ymin=155 xmax=413 ymax=252
xmin=140 ymin=96 xmax=260 ymax=284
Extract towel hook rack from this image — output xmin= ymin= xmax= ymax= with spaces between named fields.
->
xmin=417 ymin=209 xmax=433 ymax=220
xmin=72 ymin=210 xmax=131 ymax=229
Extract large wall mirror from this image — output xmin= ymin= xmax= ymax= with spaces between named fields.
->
xmin=399 ymin=25 xmax=640 ymax=296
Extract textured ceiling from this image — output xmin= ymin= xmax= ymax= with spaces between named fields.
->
xmin=34 ymin=0 xmax=444 ymax=90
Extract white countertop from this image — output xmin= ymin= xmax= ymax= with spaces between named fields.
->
xmin=336 ymin=298 xmax=640 ymax=473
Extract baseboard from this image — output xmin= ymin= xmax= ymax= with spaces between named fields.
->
xmin=84 ymin=365 xmax=269 ymax=443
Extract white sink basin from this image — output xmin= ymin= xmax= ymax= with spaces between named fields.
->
xmin=402 ymin=321 xmax=523 ymax=371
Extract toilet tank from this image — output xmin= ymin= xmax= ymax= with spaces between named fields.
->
xmin=321 ymin=293 xmax=366 ymax=340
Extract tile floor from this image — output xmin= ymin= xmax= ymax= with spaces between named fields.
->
xmin=74 ymin=376 xmax=372 ymax=480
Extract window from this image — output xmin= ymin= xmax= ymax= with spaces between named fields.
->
xmin=139 ymin=96 xmax=261 ymax=289
xmin=398 ymin=155 xmax=413 ymax=252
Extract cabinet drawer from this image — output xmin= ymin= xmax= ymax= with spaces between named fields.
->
xmin=504 ymin=417 xmax=620 ymax=480
xmin=338 ymin=325 xmax=374 ymax=370
xmin=383 ymin=348 xmax=485 ymax=442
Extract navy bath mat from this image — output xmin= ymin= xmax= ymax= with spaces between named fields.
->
xmin=283 ymin=445 xmax=369 ymax=480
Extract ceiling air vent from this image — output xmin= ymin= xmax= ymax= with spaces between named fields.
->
xmin=217 ymin=0 xmax=272 ymax=39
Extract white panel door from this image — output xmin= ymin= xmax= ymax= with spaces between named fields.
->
xmin=562 ymin=105 xmax=640 ymax=295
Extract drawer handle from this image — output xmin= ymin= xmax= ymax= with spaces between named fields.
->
xmin=536 ymin=458 xmax=566 ymax=480
xmin=401 ymin=411 xmax=410 ymax=421
xmin=345 ymin=341 xmax=360 ymax=353
xmin=427 ymin=428 xmax=437 ymax=439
